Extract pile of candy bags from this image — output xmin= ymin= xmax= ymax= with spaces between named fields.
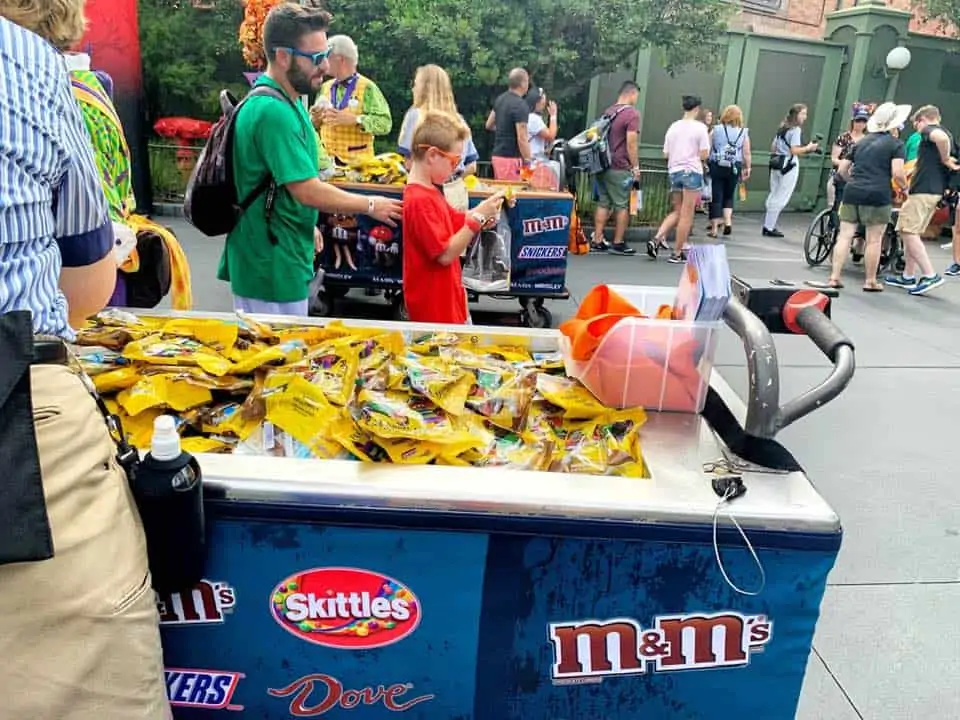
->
xmin=75 ymin=311 xmax=647 ymax=477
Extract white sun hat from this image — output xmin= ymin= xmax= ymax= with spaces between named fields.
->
xmin=867 ymin=102 xmax=912 ymax=134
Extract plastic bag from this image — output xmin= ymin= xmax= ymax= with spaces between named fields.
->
xmin=462 ymin=215 xmax=511 ymax=293
xmin=264 ymin=374 xmax=342 ymax=458
xmin=117 ymin=374 xmax=213 ymax=416
xmin=535 ymin=373 xmax=608 ymax=419
xmin=403 ymin=354 xmax=474 ymax=416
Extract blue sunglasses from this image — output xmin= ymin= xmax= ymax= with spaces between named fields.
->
xmin=278 ymin=47 xmax=330 ymax=66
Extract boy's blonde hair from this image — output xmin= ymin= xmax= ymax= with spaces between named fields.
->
xmin=410 ymin=111 xmax=469 ymax=160
xmin=0 ymin=0 xmax=87 ymax=51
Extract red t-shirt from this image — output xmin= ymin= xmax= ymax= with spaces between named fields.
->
xmin=402 ymin=183 xmax=469 ymax=324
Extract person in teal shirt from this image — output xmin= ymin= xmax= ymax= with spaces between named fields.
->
xmin=904 ymin=130 xmax=921 ymax=162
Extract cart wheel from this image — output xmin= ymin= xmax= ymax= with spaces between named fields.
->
xmin=878 ymin=224 xmax=899 ymax=272
xmin=523 ymin=305 xmax=553 ymax=329
xmin=803 ymin=208 xmax=836 ymax=267
xmin=309 ymin=292 xmax=333 ymax=317
xmin=533 ymin=297 xmax=546 ymax=310
xmin=391 ymin=296 xmax=409 ymax=322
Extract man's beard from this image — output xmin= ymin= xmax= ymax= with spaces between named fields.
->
xmin=287 ymin=64 xmax=315 ymax=96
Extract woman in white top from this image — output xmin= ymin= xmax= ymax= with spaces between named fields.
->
xmin=524 ymin=87 xmax=558 ymax=159
xmin=398 ymin=64 xmax=478 ymax=177
xmin=763 ymin=103 xmax=820 ymax=237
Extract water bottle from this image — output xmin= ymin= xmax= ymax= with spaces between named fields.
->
xmin=134 ymin=415 xmax=206 ymax=594
xmin=621 ymin=174 xmax=640 ymax=191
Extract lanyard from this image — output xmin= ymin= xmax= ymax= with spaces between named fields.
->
xmin=330 ymin=74 xmax=359 ymax=111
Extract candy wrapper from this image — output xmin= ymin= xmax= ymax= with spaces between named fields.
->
xmin=75 ymin=311 xmax=648 ymax=477
xmin=462 ymin=217 xmax=511 ymax=293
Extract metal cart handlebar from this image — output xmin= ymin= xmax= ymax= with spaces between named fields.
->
xmin=724 ymin=281 xmax=856 ymax=441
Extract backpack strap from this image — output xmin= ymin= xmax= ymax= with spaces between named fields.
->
xmin=235 ymin=86 xmax=298 ymax=245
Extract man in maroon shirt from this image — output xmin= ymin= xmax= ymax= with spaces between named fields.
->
xmin=591 ymin=81 xmax=642 ymax=255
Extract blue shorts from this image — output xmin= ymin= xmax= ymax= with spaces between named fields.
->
xmin=669 ymin=170 xmax=704 ymax=192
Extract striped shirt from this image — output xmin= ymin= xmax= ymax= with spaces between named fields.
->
xmin=0 ymin=17 xmax=113 ymax=339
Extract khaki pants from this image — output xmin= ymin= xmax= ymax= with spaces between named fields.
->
xmin=0 ymin=365 xmax=168 ymax=719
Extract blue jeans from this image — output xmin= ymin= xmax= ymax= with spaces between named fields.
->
xmin=669 ymin=170 xmax=704 ymax=192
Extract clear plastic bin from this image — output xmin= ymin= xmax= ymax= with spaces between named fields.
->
xmin=561 ymin=285 xmax=721 ymax=413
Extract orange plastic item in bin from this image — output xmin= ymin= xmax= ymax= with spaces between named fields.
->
xmin=560 ymin=285 xmax=721 ymax=412
xmin=559 ymin=285 xmax=672 ymax=361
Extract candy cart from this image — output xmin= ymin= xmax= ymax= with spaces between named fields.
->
xmin=314 ymin=182 xmax=572 ymax=329
xmin=102 ymin=280 xmax=853 ymax=719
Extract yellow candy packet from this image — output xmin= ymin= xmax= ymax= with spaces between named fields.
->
xmin=403 ymin=354 xmax=473 ymax=416
xmin=407 ymin=332 xmax=463 ymax=356
xmin=181 ymin=437 xmax=234 ymax=454
xmin=535 ymin=373 xmax=608 ymax=419
xmin=92 ymin=365 xmax=141 ymax=393
xmin=469 ymin=369 xmax=537 ymax=432
xmin=376 ymin=437 xmax=439 ymax=465
xmin=330 ymin=412 xmax=385 ymax=462
xmin=354 ymin=389 xmax=467 ymax=444
xmin=476 ymin=345 xmax=533 ymax=364
xmin=235 ymin=312 xmax=279 ymax=343
xmin=300 ymin=340 xmax=361 ymax=406
xmin=161 ymin=318 xmax=238 ymax=352
xmin=117 ymin=374 xmax=213 ymax=416
xmin=141 ymin=366 xmax=253 ymax=392
xmin=231 ymin=339 xmax=307 ymax=375
xmin=201 ymin=402 xmax=261 ymax=441
xmin=264 ymin=374 xmax=341 ymax=458
xmin=123 ymin=334 xmax=234 ymax=376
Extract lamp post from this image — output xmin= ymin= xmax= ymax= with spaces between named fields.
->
xmin=884 ymin=46 xmax=911 ymax=102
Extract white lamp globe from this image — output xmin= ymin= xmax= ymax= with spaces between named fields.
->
xmin=886 ymin=47 xmax=912 ymax=72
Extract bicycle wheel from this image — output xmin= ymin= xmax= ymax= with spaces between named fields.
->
xmin=878 ymin=223 xmax=900 ymax=273
xmin=803 ymin=208 xmax=836 ymax=267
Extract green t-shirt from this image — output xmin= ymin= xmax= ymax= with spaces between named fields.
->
xmin=217 ymin=76 xmax=319 ymax=302
xmin=904 ymin=131 xmax=921 ymax=163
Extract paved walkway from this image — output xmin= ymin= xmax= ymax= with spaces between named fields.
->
xmin=162 ymin=210 xmax=960 ymax=719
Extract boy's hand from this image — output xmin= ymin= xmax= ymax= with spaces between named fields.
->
xmin=314 ymin=227 xmax=324 ymax=254
xmin=476 ymin=190 xmax=507 ymax=218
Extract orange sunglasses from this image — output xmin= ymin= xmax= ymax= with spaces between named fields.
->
xmin=418 ymin=144 xmax=461 ymax=167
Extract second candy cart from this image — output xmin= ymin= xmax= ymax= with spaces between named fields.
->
xmin=314 ymin=181 xmax=572 ymax=329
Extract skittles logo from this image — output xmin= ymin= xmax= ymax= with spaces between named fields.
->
xmin=270 ymin=567 xmax=421 ymax=650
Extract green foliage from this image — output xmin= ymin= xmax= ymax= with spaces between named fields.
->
xmin=324 ymin=0 xmax=731 ymax=154
xmin=914 ymin=0 xmax=960 ymax=33
xmin=138 ymin=0 xmax=248 ymax=125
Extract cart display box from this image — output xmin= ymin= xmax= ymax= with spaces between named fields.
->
xmin=117 ymin=301 xmax=851 ymax=719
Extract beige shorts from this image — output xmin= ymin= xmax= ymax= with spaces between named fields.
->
xmin=896 ymin=193 xmax=941 ymax=235
xmin=0 ymin=365 xmax=169 ymax=719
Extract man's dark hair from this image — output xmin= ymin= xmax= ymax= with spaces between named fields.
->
xmin=681 ymin=94 xmax=702 ymax=112
xmin=619 ymin=81 xmax=639 ymax=96
xmin=263 ymin=2 xmax=332 ymax=61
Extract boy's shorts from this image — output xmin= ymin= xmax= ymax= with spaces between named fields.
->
xmin=596 ymin=169 xmax=632 ymax=211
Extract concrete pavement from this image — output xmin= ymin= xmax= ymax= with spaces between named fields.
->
xmin=161 ymin=210 xmax=960 ymax=719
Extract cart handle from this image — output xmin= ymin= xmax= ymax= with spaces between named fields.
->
xmin=722 ymin=292 xmax=855 ymax=440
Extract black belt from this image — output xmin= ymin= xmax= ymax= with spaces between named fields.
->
xmin=32 ymin=339 xmax=68 ymax=366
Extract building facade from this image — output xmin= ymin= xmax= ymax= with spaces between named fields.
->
xmin=733 ymin=0 xmax=950 ymax=39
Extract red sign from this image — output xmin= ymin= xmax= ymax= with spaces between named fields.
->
xmin=267 ymin=673 xmax=434 ymax=716
xmin=270 ymin=567 xmax=420 ymax=649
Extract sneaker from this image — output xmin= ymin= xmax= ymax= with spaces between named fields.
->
xmin=909 ymin=274 xmax=945 ymax=295
xmin=884 ymin=273 xmax=918 ymax=289
xmin=657 ymin=238 xmax=669 ymax=251
xmin=667 ymin=251 xmax=687 ymax=264
xmin=646 ymin=238 xmax=659 ymax=259
xmin=590 ymin=237 xmax=610 ymax=253
xmin=608 ymin=243 xmax=637 ymax=256
xmin=762 ymin=227 xmax=785 ymax=238
xmin=945 ymin=263 xmax=960 ymax=277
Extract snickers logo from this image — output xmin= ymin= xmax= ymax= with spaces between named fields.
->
xmin=165 ymin=668 xmax=244 ymax=711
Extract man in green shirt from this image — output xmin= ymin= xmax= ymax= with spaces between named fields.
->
xmin=217 ymin=3 xmax=402 ymax=315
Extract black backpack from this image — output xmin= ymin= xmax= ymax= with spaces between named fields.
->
xmin=183 ymin=86 xmax=289 ymax=238
xmin=563 ymin=105 xmax=631 ymax=175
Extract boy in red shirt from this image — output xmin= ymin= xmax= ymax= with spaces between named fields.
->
xmin=403 ymin=111 xmax=506 ymax=324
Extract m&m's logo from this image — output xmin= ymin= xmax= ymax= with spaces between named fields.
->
xmin=270 ymin=567 xmax=421 ymax=650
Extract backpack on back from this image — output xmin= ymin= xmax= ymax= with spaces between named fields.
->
xmin=183 ymin=86 xmax=288 ymax=237
xmin=563 ymin=105 xmax=631 ymax=175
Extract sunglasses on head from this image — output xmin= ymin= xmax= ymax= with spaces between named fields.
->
xmin=278 ymin=47 xmax=330 ymax=66
xmin=419 ymin=144 xmax=461 ymax=166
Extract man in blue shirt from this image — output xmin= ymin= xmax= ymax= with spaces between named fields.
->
xmin=0 ymin=7 xmax=168 ymax=718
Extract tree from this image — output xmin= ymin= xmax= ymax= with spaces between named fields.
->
xmin=324 ymin=0 xmax=732 ymax=151
xmin=914 ymin=0 xmax=960 ymax=33
xmin=138 ymin=0 xmax=247 ymax=123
